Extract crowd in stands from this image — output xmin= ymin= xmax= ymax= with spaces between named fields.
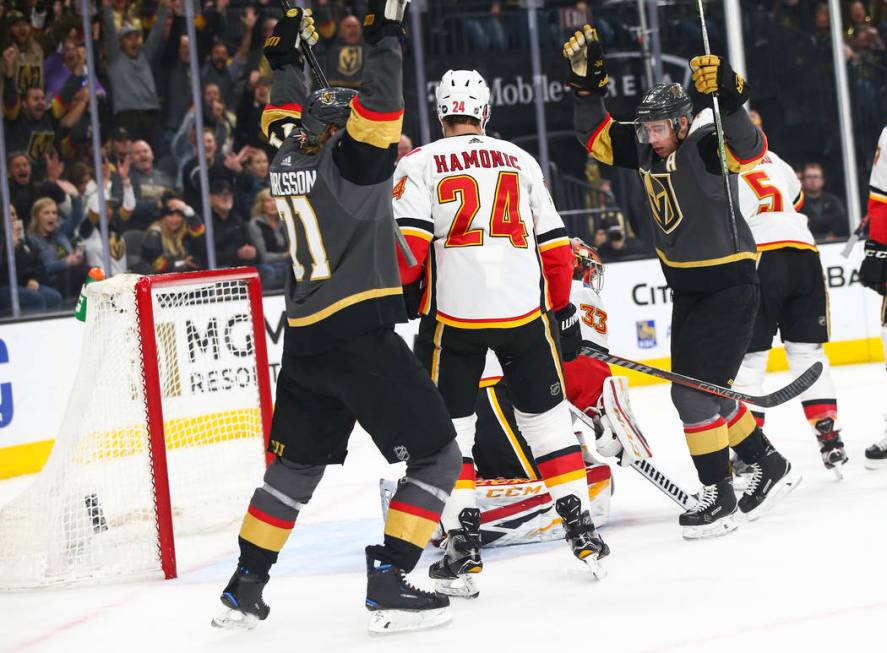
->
xmin=0 ymin=0 xmax=868 ymax=314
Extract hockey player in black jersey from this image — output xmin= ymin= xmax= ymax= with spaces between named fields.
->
xmin=564 ymin=26 xmax=800 ymax=538
xmin=212 ymin=2 xmax=460 ymax=634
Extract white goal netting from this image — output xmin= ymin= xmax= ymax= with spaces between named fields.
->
xmin=0 ymin=273 xmax=268 ymax=589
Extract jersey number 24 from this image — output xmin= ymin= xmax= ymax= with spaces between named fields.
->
xmin=438 ymin=171 xmax=529 ymax=248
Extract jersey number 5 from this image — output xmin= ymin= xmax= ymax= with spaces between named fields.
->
xmin=742 ymin=170 xmax=784 ymax=214
xmin=439 ymin=171 xmax=529 ymax=248
xmin=275 ymin=196 xmax=331 ymax=283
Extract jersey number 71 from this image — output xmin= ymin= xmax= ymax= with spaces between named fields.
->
xmin=275 ymin=196 xmax=331 ymax=282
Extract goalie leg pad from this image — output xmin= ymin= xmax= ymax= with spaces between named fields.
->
xmin=600 ymin=376 xmax=651 ymax=464
xmin=440 ymin=416 xmax=478 ymax=531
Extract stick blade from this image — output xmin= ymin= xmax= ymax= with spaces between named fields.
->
xmin=753 ymin=362 xmax=823 ymax=408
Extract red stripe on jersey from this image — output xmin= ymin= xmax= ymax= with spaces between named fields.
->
xmin=868 ymin=195 xmax=887 ymax=244
xmin=540 ymin=241 xmax=572 ymax=311
xmin=585 ymin=114 xmax=613 ymax=153
xmin=435 ymin=306 xmax=540 ymax=325
xmin=388 ymin=500 xmax=441 ymax=524
xmin=247 ymin=505 xmax=296 ymax=530
xmin=729 ymin=132 xmax=769 ymax=165
xmin=351 ymin=96 xmax=405 ymax=122
xmin=265 ymin=102 xmax=303 ymax=113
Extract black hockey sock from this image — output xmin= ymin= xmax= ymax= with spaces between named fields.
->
xmin=237 ymin=536 xmax=275 ymax=580
xmin=733 ymin=427 xmax=769 ymax=465
xmin=691 ymin=446 xmax=731 ymax=486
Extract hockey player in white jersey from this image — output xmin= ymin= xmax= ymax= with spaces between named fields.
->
xmin=861 ymin=126 xmax=887 ymax=469
xmin=393 ymin=70 xmax=609 ymax=596
xmin=732 ymin=146 xmax=848 ymax=477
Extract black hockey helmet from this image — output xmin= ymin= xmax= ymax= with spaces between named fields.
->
xmin=634 ymin=83 xmax=693 ymax=143
xmin=301 ymin=87 xmax=358 ymax=138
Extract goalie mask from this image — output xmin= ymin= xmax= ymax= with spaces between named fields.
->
xmin=436 ymin=69 xmax=491 ymax=132
xmin=571 ymin=238 xmax=603 ymax=293
xmin=634 ymin=83 xmax=693 ymax=144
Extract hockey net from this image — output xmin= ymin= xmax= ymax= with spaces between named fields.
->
xmin=0 ymin=269 xmax=272 ymax=589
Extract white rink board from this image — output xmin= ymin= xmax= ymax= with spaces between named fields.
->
xmin=0 ymin=242 xmax=882 ymax=454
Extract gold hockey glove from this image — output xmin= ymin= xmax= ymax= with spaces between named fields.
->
xmin=689 ymin=54 xmax=749 ymax=112
xmin=563 ymin=25 xmax=609 ymax=95
xmin=263 ymin=7 xmax=318 ymax=70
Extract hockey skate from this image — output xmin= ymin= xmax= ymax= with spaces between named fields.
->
xmin=211 ymin=568 xmax=270 ymax=630
xmin=812 ymin=418 xmax=848 ymax=479
xmin=738 ymin=445 xmax=802 ymax=520
xmin=366 ymin=546 xmax=451 ymax=633
xmin=729 ymin=452 xmax=754 ymax=493
xmin=679 ymin=478 xmax=738 ymax=539
xmin=554 ymin=495 xmax=609 ymax=580
xmin=864 ymin=434 xmax=887 ymax=470
xmin=429 ymin=508 xmax=482 ymax=598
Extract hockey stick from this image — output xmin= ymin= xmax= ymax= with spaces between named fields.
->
xmin=277 ymin=1 xmax=417 ymax=268
xmin=694 ymin=0 xmax=740 ymax=253
xmin=568 ymin=403 xmax=698 ymax=510
xmin=841 ymin=215 xmax=870 ymax=258
xmin=579 ymin=343 xmax=822 ymax=408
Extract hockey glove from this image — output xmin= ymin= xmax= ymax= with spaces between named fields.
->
xmin=859 ymin=239 xmax=887 ymax=295
xmin=363 ymin=0 xmax=410 ymax=45
xmin=562 ymin=25 xmax=609 ymax=95
xmin=556 ymin=304 xmax=582 ymax=362
xmin=689 ymin=55 xmax=749 ymax=113
xmin=263 ymin=7 xmax=318 ymax=70
xmin=402 ymin=275 xmax=425 ymax=319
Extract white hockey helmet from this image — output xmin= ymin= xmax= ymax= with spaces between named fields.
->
xmin=436 ymin=69 xmax=491 ymax=131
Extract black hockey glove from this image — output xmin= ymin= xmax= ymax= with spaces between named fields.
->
xmin=555 ymin=304 xmax=582 ymax=363
xmin=263 ymin=7 xmax=318 ymax=70
xmin=689 ymin=55 xmax=749 ymax=113
xmin=363 ymin=0 xmax=410 ymax=45
xmin=859 ymin=239 xmax=887 ymax=295
xmin=402 ymin=275 xmax=425 ymax=319
xmin=562 ymin=25 xmax=609 ymax=96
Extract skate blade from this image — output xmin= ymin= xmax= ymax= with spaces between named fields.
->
xmin=433 ymin=574 xmax=479 ymax=598
xmin=830 ymin=465 xmax=845 ymax=480
xmin=743 ymin=470 xmax=802 ymax=522
xmin=864 ymin=457 xmax=887 ymax=470
xmin=211 ymin=607 xmax=261 ymax=630
xmin=682 ymin=514 xmax=739 ymax=540
xmin=368 ymin=607 xmax=452 ymax=634
xmin=580 ymin=554 xmax=607 ymax=580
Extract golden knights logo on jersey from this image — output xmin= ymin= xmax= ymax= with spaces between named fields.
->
xmin=337 ymin=46 xmax=363 ymax=77
xmin=640 ymin=168 xmax=683 ymax=234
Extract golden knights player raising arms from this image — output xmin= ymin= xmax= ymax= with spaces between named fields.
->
xmin=393 ymin=68 xmax=609 ymax=598
xmin=212 ymin=2 xmax=461 ymax=634
xmin=564 ymin=26 xmax=800 ymax=538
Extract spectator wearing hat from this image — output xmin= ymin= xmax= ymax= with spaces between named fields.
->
xmin=3 ymin=10 xmax=44 ymax=95
xmin=102 ymin=0 xmax=170 ymax=143
xmin=209 ymin=177 xmax=257 ymax=269
xmin=141 ymin=205 xmax=206 ymax=274
xmin=108 ymin=126 xmax=132 ymax=165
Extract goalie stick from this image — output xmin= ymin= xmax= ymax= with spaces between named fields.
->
xmin=579 ymin=343 xmax=822 ymax=408
xmin=278 ymin=0 xmax=417 ymax=267
xmin=568 ymin=404 xmax=698 ymax=510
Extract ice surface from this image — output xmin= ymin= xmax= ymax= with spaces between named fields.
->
xmin=2 ymin=363 xmax=886 ymax=653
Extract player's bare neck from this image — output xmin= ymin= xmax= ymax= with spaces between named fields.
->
xmin=443 ymin=124 xmax=483 ymax=138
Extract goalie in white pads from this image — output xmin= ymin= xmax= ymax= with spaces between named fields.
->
xmin=732 ymin=144 xmax=848 ymax=478
xmin=394 ymin=70 xmax=609 ymax=597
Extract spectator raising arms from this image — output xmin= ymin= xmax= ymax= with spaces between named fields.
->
xmin=0 ymin=205 xmax=63 ymax=313
xmin=141 ymin=206 xmax=206 ymax=273
xmin=3 ymin=85 xmax=57 ymax=166
xmin=26 ymin=197 xmax=86 ymax=298
xmin=5 ymin=10 xmax=44 ymax=94
xmin=102 ymin=0 xmax=170 ymax=143
xmin=247 ymin=189 xmax=289 ymax=290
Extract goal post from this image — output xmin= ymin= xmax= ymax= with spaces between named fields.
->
xmin=0 ymin=268 xmax=273 ymax=589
